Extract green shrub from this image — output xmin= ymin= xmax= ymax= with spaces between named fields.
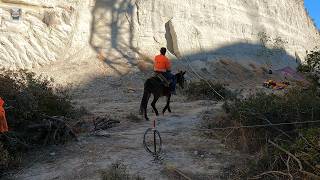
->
xmin=298 ymin=48 xmax=320 ymax=87
xmin=298 ymin=49 xmax=320 ymax=73
xmin=184 ymin=80 xmax=235 ymax=101
xmin=205 ymin=88 xmax=320 ymax=178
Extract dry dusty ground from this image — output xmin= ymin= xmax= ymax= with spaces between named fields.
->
xmin=9 ymin=99 xmax=245 ymax=180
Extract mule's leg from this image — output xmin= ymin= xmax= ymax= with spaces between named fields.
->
xmin=168 ymin=105 xmax=172 ymax=113
xmin=143 ymin=93 xmax=151 ymax=121
xmin=151 ymin=95 xmax=160 ymax=116
xmin=162 ymin=95 xmax=171 ymax=114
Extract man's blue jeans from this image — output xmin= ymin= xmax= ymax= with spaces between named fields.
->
xmin=163 ymin=71 xmax=176 ymax=93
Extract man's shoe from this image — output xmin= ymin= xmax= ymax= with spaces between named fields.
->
xmin=171 ymin=91 xmax=176 ymax=95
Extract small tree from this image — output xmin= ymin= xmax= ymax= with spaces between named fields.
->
xmin=298 ymin=47 xmax=320 ymax=85
xmin=257 ymin=32 xmax=288 ymax=69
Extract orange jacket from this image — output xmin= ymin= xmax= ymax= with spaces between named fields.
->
xmin=154 ymin=55 xmax=171 ymax=72
xmin=0 ymin=97 xmax=8 ymax=133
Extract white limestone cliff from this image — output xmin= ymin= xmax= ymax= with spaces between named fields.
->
xmin=0 ymin=0 xmax=319 ymax=69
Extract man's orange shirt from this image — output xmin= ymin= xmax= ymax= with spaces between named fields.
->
xmin=0 ymin=97 xmax=8 ymax=133
xmin=154 ymin=55 xmax=171 ymax=72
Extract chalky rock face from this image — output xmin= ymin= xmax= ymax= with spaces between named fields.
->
xmin=0 ymin=0 xmax=319 ymax=69
xmin=0 ymin=0 xmax=93 ymax=69
xmin=132 ymin=0 xmax=320 ymax=68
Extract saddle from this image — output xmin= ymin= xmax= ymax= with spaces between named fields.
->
xmin=153 ymin=73 xmax=170 ymax=87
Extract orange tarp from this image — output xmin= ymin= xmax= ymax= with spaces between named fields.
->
xmin=0 ymin=97 xmax=8 ymax=133
xmin=263 ymin=80 xmax=289 ymax=90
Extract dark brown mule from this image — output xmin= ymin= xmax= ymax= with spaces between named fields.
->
xmin=139 ymin=71 xmax=186 ymax=120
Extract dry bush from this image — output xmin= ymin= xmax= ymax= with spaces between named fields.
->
xmin=126 ymin=113 xmax=142 ymax=123
xmin=248 ymin=63 xmax=257 ymax=69
xmin=184 ymin=80 xmax=235 ymax=101
xmin=101 ymin=162 xmax=144 ymax=180
xmin=0 ymin=69 xmax=78 ymax=176
xmin=260 ymin=66 xmax=268 ymax=73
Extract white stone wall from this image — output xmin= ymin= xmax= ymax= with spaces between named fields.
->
xmin=0 ymin=0 xmax=92 ymax=69
xmin=0 ymin=0 xmax=319 ymax=69
xmin=133 ymin=0 xmax=320 ymax=68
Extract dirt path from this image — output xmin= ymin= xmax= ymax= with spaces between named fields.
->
xmin=8 ymin=97 xmax=242 ymax=180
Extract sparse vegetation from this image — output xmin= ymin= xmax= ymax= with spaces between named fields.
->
xmin=203 ymin=87 xmax=320 ymax=179
xmin=101 ymin=162 xmax=144 ymax=180
xmin=0 ymin=69 xmax=79 ymax=176
xmin=184 ymin=80 xmax=235 ymax=101
xmin=126 ymin=113 xmax=142 ymax=123
xmin=298 ymin=47 xmax=320 ymax=86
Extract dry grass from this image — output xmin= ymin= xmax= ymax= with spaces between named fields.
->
xmin=248 ymin=63 xmax=257 ymax=69
xmin=101 ymin=162 xmax=144 ymax=180
xmin=126 ymin=113 xmax=142 ymax=123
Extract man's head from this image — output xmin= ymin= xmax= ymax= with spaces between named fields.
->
xmin=160 ymin=47 xmax=167 ymax=55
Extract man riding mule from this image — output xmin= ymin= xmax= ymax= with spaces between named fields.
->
xmin=140 ymin=47 xmax=186 ymax=121
xmin=154 ymin=47 xmax=176 ymax=94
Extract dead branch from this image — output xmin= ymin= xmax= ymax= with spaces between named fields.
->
xmin=286 ymin=156 xmax=291 ymax=174
xmin=300 ymin=170 xmax=320 ymax=179
xmin=172 ymin=168 xmax=192 ymax=180
xmin=268 ymin=141 xmax=320 ymax=179
xmin=268 ymin=140 xmax=303 ymax=171
xmin=250 ymin=170 xmax=293 ymax=180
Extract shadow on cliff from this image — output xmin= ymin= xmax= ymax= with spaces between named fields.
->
xmin=89 ymin=0 xmax=138 ymax=75
xmin=173 ymin=42 xmax=299 ymax=68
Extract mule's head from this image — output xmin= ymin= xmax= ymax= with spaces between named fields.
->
xmin=175 ymin=71 xmax=186 ymax=89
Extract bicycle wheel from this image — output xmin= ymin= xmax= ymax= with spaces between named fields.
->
xmin=143 ymin=128 xmax=162 ymax=156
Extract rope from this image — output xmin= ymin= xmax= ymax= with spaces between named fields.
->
xmin=174 ymin=55 xmax=225 ymax=100
xmin=99 ymin=120 xmax=320 ymax=137
xmin=193 ymin=120 xmax=320 ymax=131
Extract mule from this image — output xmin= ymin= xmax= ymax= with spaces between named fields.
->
xmin=140 ymin=71 xmax=186 ymax=120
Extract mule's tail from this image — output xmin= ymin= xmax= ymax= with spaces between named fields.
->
xmin=140 ymin=89 xmax=150 ymax=115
